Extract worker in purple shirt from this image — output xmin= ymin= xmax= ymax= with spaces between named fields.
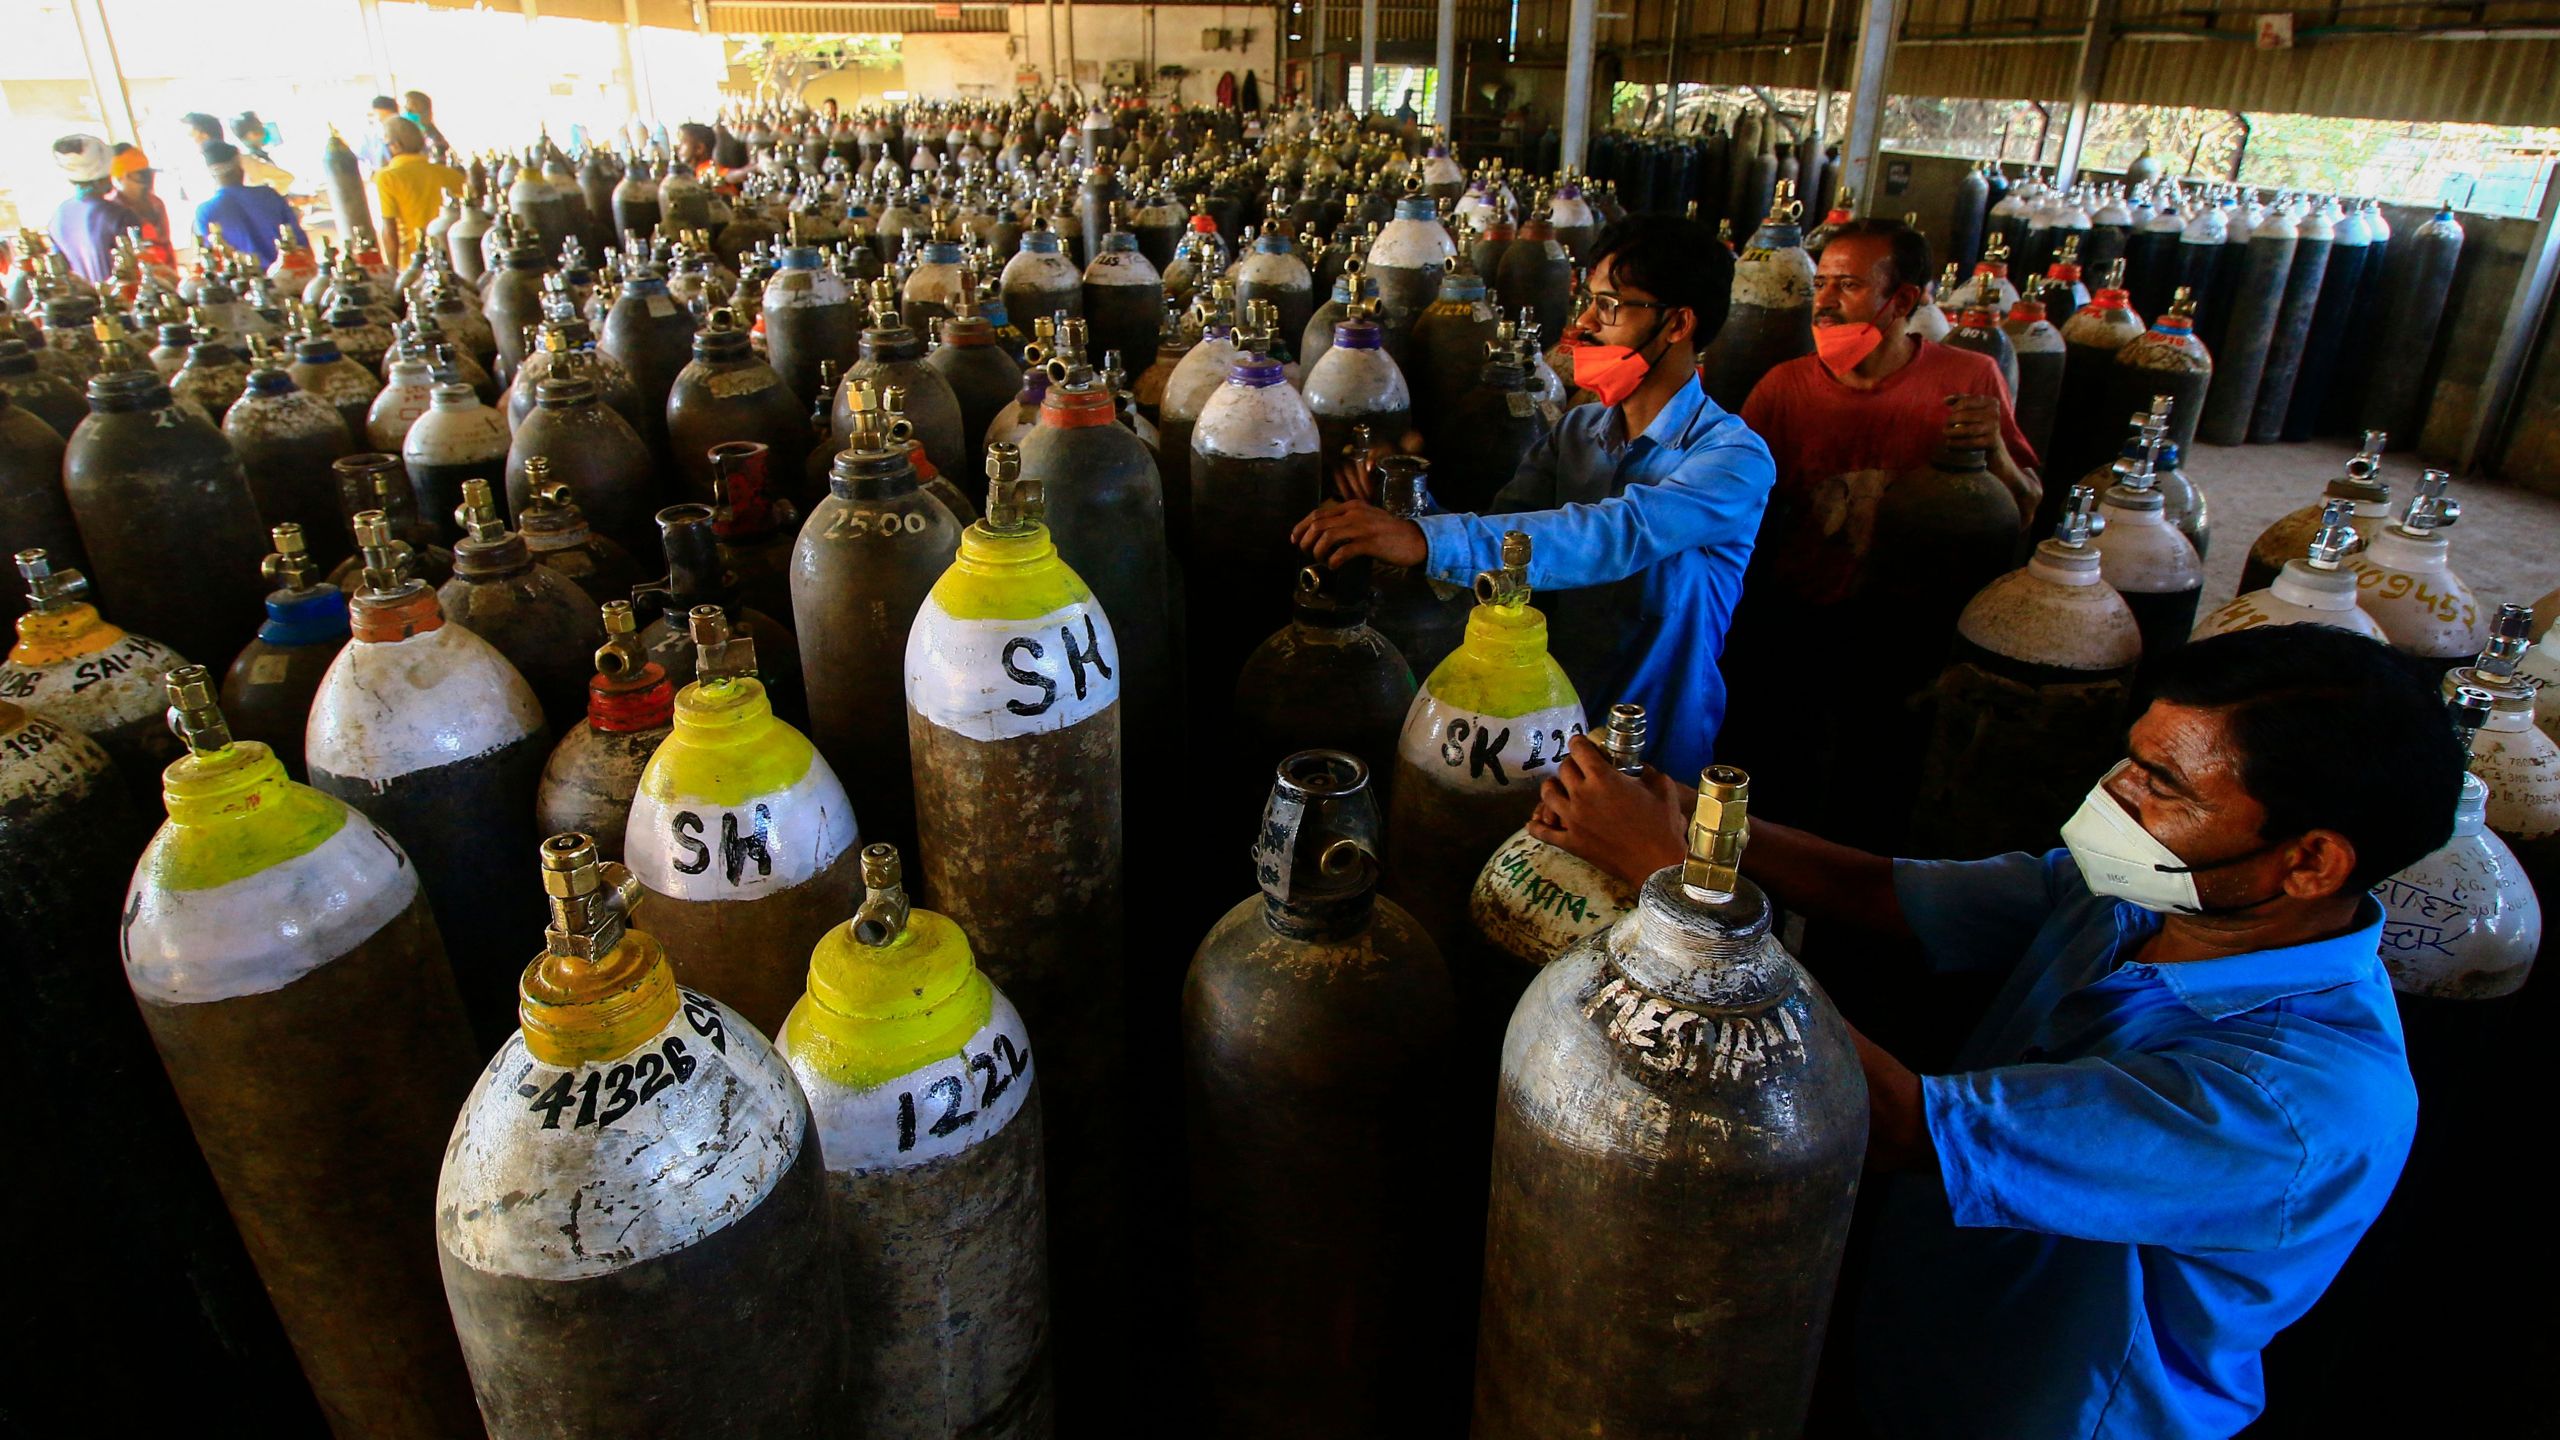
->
xmin=47 ymin=134 xmax=143 ymax=285
xmin=192 ymin=140 xmax=305 ymax=269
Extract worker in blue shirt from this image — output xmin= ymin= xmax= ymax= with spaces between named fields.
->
xmin=192 ymin=140 xmax=305 ymax=270
xmin=1292 ymin=215 xmax=1775 ymax=782
xmin=1526 ymin=625 xmax=2449 ymax=1438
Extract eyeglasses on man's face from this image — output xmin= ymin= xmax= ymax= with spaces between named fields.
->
xmin=1583 ymin=292 xmax=1673 ymax=326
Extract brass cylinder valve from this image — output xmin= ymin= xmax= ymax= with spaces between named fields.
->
xmin=688 ymin=605 xmax=758 ymax=682
xmin=1474 ymin=529 xmax=1534 ymax=610
xmin=851 ymin=843 xmax=914 ymax=947
xmin=163 ymin=664 xmax=234 ymax=756
xmin=261 ymin=524 xmax=318 ymax=591
xmin=1682 ymin=765 xmax=1752 ymax=902
xmin=540 ymin=832 xmax=645 ymax=961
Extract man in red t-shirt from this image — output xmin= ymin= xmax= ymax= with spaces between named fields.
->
xmin=1722 ymin=218 xmax=2042 ymax=845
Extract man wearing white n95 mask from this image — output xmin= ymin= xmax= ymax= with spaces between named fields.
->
xmin=1524 ymin=626 xmax=2459 ymax=1439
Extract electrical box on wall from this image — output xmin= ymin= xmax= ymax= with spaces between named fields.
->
xmin=1199 ymin=26 xmax=1256 ymax=50
xmin=1105 ymin=59 xmax=1139 ymax=86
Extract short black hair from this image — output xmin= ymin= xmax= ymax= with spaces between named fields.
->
xmin=1825 ymin=217 xmax=1931 ymax=295
xmin=678 ymin=122 xmax=717 ymax=152
xmin=2145 ymin=627 xmax=2464 ymax=890
xmin=1585 ymin=215 xmax=1733 ymax=348
xmin=371 ymin=95 xmax=399 ymax=112
xmin=181 ymin=112 xmax=222 ymax=140
xmin=201 ymin=140 xmax=241 ymax=167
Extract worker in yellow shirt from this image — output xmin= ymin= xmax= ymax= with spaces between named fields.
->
xmin=372 ymin=116 xmax=464 ymax=269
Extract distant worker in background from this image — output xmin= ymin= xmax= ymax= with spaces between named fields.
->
xmin=194 ymin=141 xmax=305 ymax=269
xmin=357 ymin=95 xmax=401 ymax=176
xmin=109 ymin=144 xmax=177 ymax=272
xmin=1394 ymin=89 xmax=1420 ymax=127
xmin=676 ymin=122 xmax=747 ymax=191
xmin=401 ymin=91 xmax=452 ymax=156
xmin=47 ymin=134 xmax=142 ymax=285
xmin=372 ymin=117 xmax=464 ymax=269
xmin=227 ymin=111 xmax=296 ymax=194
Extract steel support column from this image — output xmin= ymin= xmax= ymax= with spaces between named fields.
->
xmin=1840 ymin=0 xmax=1907 ymax=215
xmin=2053 ymin=0 xmax=2118 ymax=188
xmin=2459 ymin=161 xmax=2560 ymax=473
xmin=66 ymin=0 xmax=139 ymax=146
xmin=1313 ymin=0 xmax=1330 ymax=108
xmin=1561 ymin=0 xmax=1598 ymax=173
xmin=1434 ymin=0 xmax=1456 ymax=129
xmin=356 ymin=0 xmax=398 ymax=98
xmin=1361 ymin=0 xmax=1379 ymax=114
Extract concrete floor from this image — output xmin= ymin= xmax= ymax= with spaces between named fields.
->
xmin=2177 ymin=437 xmax=2560 ymax=620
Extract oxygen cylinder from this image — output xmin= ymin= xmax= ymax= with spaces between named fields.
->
xmin=1910 ymin=488 xmax=2142 ymax=860
xmin=1002 ymin=221 xmax=1085 ymax=336
xmin=438 ymin=479 xmax=605 ymax=734
xmin=1190 ymin=309 xmax=1323 ymax=685
xmin=2169 ymin=198 xmax=2225 ymax=322
xmin=2039 ymin=268 xmax=2144 ymax=525
xmin=309 ymin=513 xmax=550 ymax=1045
xmin=1185 ymin=748 xmax=1461 ymax=1435
xmin=2377 ymin=687 xmax=2539 ymax=1001
xmin=2195 ymin=203 xmax=2295 ymax=446
xmin=2238 ymin=430 xmax=2390 ymax=594
xmin=1158 ymin=286 xmax=1240 ymax=549
xmin=610 ymin=158 xmax=662 ymax=247
xmin=503 ymin=465 xmax=633 ymax=608
xmin=507 ymin=344 xmax=661 ymax=557
xmin=2282 ymin=201 xmax=2371 ymax=441
xmin=1409 ymin=255 xmax=1500 ymax=450
xmin=1469 ymin=702 xmax=1649 ymax=972
xmin=904 ymin=454 xmax=1122 ymax=1370
xmin=1303 ymin=297 xmax=1414 ymax=462
xmin=840 ymin=279 xmax=970 ymax=487
xmin=328 ymin=451 xmax=455 ymax=591
xmin=1700 ymin=181 xmax=1814 ymax=412
xmin=126 ymin=666 xmax=482 ymax=1437
xmin=1475 ymin=767 xmax=1867 ymax=1439
xmin=1 ymin=548 xmax=185 ymax=805
xmin=1908 ymin=266 xmax=1956 ymax=343
xmin=666 ymin=307 xmax=808 ymax=506
xmin=1234 ymin=559 xmax=1418 ymax=813
xmin=536 ymin=601 xmax=673 ymax=864
xmin=2195 ymin=497 xmax=2379 ymax=642
xmin=598 ymin=261 xmax=698 ymax=461
xmin=436 ymin=832 xmax=845 ymax=1438
xmin=2352 ymin=468 xmax=2485 ymax=675
xmin=1299 ymin=269 xmax=1352 ymax=379
xmin=623 ymin=605 xmax=859 ymax=1038
xmin=1387 ymin=531 xmax=1585 ymax=955
xmin=2196 ymin=195 xmax=2252 ymax=360
xmin=2109 ymin=287 xmax=2211 ymax=463
xmin=1947 ymin=162 xmax=1991 ymax=274
xmin=794 ymin=384 xmax=962 ymax=858
xmin=1943 ymin=294 xmax=2018 ymax=398
xmin=636 ymin=503 xmax=803 ymax=720
xmin=480 ymin=235 xmax=550 ymax=386
xmin=0 ymin=336 xmax=87 ymax=438
xmin=2126 ymin=196 xmax=2186 ymax=328
xmin=1470 ymin=212 xmax=1517 ymax=296
xmin=61 ymin=366 xmax=267 ymax=665
xmin=282 ymin=328 xmax=379 ymax=448
xmin=2002 ymin=297 xmax=2065 ymax=462
xmin=1234 ymin=222 xmax=1316 ymax=361
xmin=2089 ymin=402 xmax=2201 ymax=683
xmin=396 ymin=379 xmax=506 ymax=540
xmin=760 ymin=227 xmax=855 ymax=412
xmin=927 ymin=289 xmax=1028 ymax=498
xmin=2362 ymin=206 xmax=2464 ymax=447
xmin=223 ymin=365 xmax=356 ymax=575
xmin=369 ymin=348 xmax=437 ymax=453
xmin=1859 ymin=434 xmax=2023 ymax=802
xmin=2440 ymin=605 xmax=2560 ymax=888
xmin=1083 ymin=205 xmax=1165 ymax=377
xmin=176 ymin=330 xmax=256 ymax=421
xmin=1494 ymin=215 xmax=1576 ymax=359
xmin=1165 ymin=202 xmax=1232 ymax=304
xmin=2246 ymin=201 xmax=2332 ymax=443
xmin=216 ymin=524 xmax=349 ymax=782
xmin=902 ymin=223 xmax=973 ymax=338
xmin=1355 ymin=454 xmax=1468 ymax=686
xmin=1368 ymin=177 xmax=1457 ymax=361
xmin=780 ymin=843 xmax=1052 ymax=1438
xmin=0 ymin=388 xmax=82 ymax=615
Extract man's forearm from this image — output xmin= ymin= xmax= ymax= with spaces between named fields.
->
xmin=1739 ymin=817 xmax=1910 ymax=942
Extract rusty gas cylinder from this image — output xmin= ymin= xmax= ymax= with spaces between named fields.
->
xmin=706 ymin=441 xmax=797 ymax=623
xmin=636 ymin=503 xmax=804 ymax=723
xmin=218 ymin=524 xmax=351 ymax=783
xmin=507 ymin=337 xmax=663 ymax=558
xmin=0 ymin=386 xmax=81 ymax=619
xmin=625 ymin=606 xmax=860 ymax=1039
xmin=126 ymin=668 xmax=483 ymax=1437
xmin=536 ymin=601 xmax=676 ymax=864
xmin=2238 ymin=429 xmax=2390 ymax=596
xmin=904 ymin=450 xmax=1124 ymax=1380
xmin=1470 ymin=703 xmax=1650 ymax=972
xmin=1910 ymin=487 xmax=2143 ymax=860
xmin=927 ymin=286 xmax=1029 ymax=499
xmin=1474 ymin=768 xmax=1867 ymax=1438
xmin=308 ymin=513 xmax=550 ymax=1045
xmin=327 ymin=451 xmax=454 ymax=592
xmin=60 ymin=366 xmax=267 ymax=667
xmin=1 ymin=548 xmax=186 ymax=807
xmin=2352 ymin=468 xmax=2486 ymax=679
xmin=1184 ymin=750 xmax=1461 ymax=1435
xmin=839 ymin=278 xmax=971 ymax=488
xmin=792 ymin=386 xmax=962 ymax=858
xmin=1232 ymin=558 xmax=1416 ymax=845
xmin=224 ymin=365 xmax=358 ymax=576
xmin=438 ymin=479 xmax=606 ymax=735
xmin=1189 ymin=305 xmax=1322 ymax=690
xmin=781 ymin=843 xmax=1052 ymax=1438
xmin=1387 ymin=532 xmax=1587 ymax=960
xmin=667 ymin=307 xmax=810 ymax=506
xmin=287 ymin=329 xmax=383 ymax=447
xmin=2194 ymin=498 xmax=2385 ymax=642
xmin=514 ymin=459 xmax=644 ymax=605
xmin=436 ymin=833 xmax=845 ymax=1438
xmin=403 ymin=381 xmax=512 ymax=545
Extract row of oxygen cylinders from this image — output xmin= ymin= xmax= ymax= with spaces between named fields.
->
xmin=4 ymin=447 xmax=1867 ymax=1437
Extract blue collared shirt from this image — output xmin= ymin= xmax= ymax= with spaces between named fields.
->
xmin=193 ymin=184 xmax=304 ymax=268
xmin=1417 ymin=373 xmax=1774 ymax=780
xmin=1859 ymin=850 xmax=2417 ymax=1439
